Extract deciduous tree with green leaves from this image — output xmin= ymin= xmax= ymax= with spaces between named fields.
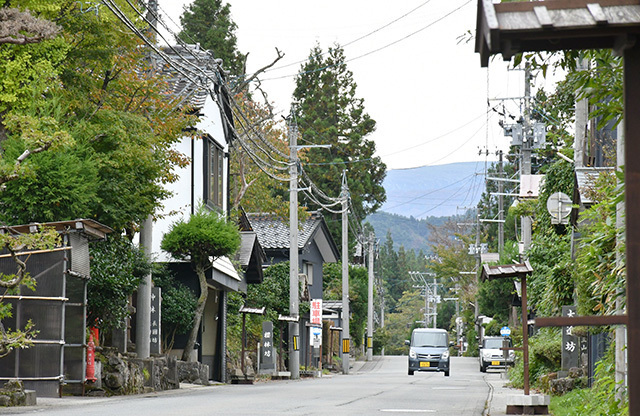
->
xmin=88 ymin=236 xmax=152 ymax=335
xmin=152 ymin=265 xmax=198 ymax=352
xmin=0 ymin=1 xmax=196 ymax=233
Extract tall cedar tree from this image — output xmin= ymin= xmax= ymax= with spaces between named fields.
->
xmin=179 ymin=0 xmax=246 ymax=77
xmin=292 ymin=44 xmax=386 ymax=242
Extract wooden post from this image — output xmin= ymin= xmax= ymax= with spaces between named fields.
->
xmin=624 ymin=40 xmax=640 ymax=416
xmin=522 ymin=274 xmax=529 ymax=396
xmin=241 ymin=313 xmax=246 ymax=376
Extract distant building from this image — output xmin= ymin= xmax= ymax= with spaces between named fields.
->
xmin=247 ymin=212 xmax=339 ymax=367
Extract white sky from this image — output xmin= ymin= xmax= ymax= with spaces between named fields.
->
xmin=156 ymin=0 xmax=557 ymax=171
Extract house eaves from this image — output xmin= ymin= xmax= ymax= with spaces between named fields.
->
xmin=235 ymin=231 xmax=265 ymax=284
xmin=1 ymin=219 xmax=113 ymax=241
xmin=476 ymin=0 xmax=640 ymax=67
xmin=481 ymin=260 xmax=533 ymax=281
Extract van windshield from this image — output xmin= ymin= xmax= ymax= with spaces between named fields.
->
xmin=484 ymin=338 xmax=509 ymax=349
xmin=412 ymin=332 xmax=447 ymax=347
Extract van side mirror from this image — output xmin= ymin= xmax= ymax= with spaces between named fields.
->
xmin=405 ymin=340 xmax=410 ymax=346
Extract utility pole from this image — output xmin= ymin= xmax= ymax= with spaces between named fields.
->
xmin=432 ymin=276 xmax=438 ymax=328
xmin=367 ymin=232 xmax=374 ymax=361
xmin=341 ymin=171 xmax=350 ymax=374
xmin=475 ymin=212 xmax=481 ymax=322
xmin=498 ymin=150 xmax=504 ymax=254
xmin=409 ymin=271 xmax=437 ymax=327
xmin=135 ymin=0 xmax=159 ymax=361
xmin=288 ymin=112 xmax=300 ymax=380
xmin=574 ymin=58 xmax=589 ymax=168
xmin=136 ymin=216 xmax=152 ymax=359
xmin=521 ymin=65 xmax=532 ymax=252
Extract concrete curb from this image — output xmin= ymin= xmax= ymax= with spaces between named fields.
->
xmin=484 ymin=372 xmax=550 ymax=416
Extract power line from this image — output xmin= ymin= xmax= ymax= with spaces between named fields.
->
xmin=255 ymin=0 xmax=434 ymax=76
xmin=391 ymin=113 xmax=493 ymax=171
xmin=382 ymin=172 xmax=479 ymax=211
xmin=103 ymin=0 xmax=293 ymax=183
xmin=261 ymin=0 xmax=472 ymax=82
xmin=103 ymin=0 xmax=379 ymax=226
xmin=413 ymin=174 xmax=480 ymax=218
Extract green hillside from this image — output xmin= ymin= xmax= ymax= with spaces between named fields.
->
xmin=366 ymin=211 xmax=450 ymax=253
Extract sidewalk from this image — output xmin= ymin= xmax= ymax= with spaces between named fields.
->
xmin=484 ymin=372 xmax=549 ymax=416
xmin=484 ymin=372 xmax=517 ymax=416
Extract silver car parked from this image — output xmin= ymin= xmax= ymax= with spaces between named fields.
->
xmin=479 ymin=336 xmax=515 ymax=372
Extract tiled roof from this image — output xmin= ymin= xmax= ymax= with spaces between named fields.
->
xmin=481 ymin=261 xmax=533 ymax=281
xmin=246 ymin=212 xmax=323 ymax=250
xmin=155 ymin=44 xmax=221 ymax=109
xmin=236 ymin=232 xmax=259 ymax=267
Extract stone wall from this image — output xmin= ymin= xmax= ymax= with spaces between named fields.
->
xmin=0 ymin=380 xmax=36 ymax=407
xmin=92 ymin=348 xmax=183 ymax=395
xmin=176 ymin=361 xmax=210 ymax=385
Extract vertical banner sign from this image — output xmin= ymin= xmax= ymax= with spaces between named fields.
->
xmin=310 ymin=299 xmax=322 ymax=325
xmin=260 ymin=321 xmax=275 ymax=373
xmin=150 ymin=287 xmax=161 ymax=354
xmin=561 ymin=305 xmax=579 ymax=370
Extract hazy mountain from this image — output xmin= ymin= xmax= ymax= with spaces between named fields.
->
xmin=366 ymin=212 xmax=448 ymax=253
xmin=380 ymin=161 xmax=486 ymax=219
xmin=367 ymin=162 xmax=485 ymax=252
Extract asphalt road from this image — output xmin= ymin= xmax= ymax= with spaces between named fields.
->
xmin=5 ymin=356 xmax=491 ymax=415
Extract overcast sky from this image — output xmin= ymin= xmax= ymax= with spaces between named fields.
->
xmin=155 ymin=0 xmax=556 ymax=171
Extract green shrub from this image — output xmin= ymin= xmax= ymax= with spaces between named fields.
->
xmin=508 ymin=327 xmax=561 ymax=390
xmin=152 ymin=265 xmax=198 ymax=351
xmin=549 ymin=343 xmax=628 ymax=415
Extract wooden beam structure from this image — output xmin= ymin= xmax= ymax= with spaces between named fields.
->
xmin=481 ymin=261 xmax=533 ymax=395
xmin=476 ymin=0 xmax=640 ymax=67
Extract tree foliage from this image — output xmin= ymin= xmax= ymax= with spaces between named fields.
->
xmin=88 ymin=236 xmax=151 ymax=333
xmin=323 ymin=262 xmax=368 ymax=347
xmin=292 ymin=44 xmax=386 ymax=242
xmin=152 ymin=265 xmax=198 ymax=351
xmin=0 ymin=1 xmax=196 ymax=233
xmin=574 ymin=170 xmax=623 ymax=316
xmin=378 ymin=230 xmax=428 ymax=313
xmin=179 ymin=0 xmax=246 ymax=77
xmin=377 ymin=289 xmax=423 ymax=355
xmin=161 ymin=206 xmax=240 ymax=361
xmin=228 ymin=91 xmax=291 ymax=218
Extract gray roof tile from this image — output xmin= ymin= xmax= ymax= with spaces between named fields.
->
xmin=246 ymin=212 xmax=322 ymax=250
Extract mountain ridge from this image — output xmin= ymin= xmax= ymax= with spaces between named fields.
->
xmin=367 ymin=161 xmax=485 ymax=252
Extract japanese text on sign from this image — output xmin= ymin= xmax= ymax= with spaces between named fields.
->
xmin=311 ymin=299 xmax=322 ymax=325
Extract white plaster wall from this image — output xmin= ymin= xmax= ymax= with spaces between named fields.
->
xmin=149 ymin=93 xmax=229 ymax=262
